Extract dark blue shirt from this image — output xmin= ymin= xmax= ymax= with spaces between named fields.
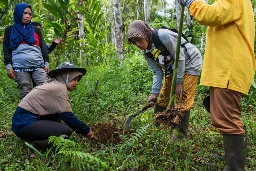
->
xmin=12 ymin=107 xmax=90 ymax=136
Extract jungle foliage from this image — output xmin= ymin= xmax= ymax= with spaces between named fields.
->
xmin=0 ymin=0 xmax=255 ymax=170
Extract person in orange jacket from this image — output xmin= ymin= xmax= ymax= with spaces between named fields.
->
xmin=177 ymin=0 xmax=255 ymax=170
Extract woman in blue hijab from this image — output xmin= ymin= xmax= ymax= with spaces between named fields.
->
xmin=3 ymin=3 xmax=50 ymax=99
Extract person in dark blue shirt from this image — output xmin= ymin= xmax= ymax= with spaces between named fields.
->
xmin=12 ymin=62 xmax=94 ymax=149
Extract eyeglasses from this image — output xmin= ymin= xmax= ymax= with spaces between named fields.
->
xmin=23 ymin=12 xmax=32 ymax=16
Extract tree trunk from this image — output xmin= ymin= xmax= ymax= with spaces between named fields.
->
xmin=77 ymin=12 xmax=85 ymax=61
xmin=144 ymin=0 xmax=150 ymax=23
xmin=164 ymin=0 xmax=167 ymax=18
xmin=110 ymin=0 xmax=116 ymax=45
xmin=136 ymin=0 xmax=140 ymax=19
xmin=113 ymin=0 xmax=124 ymax=60
xmin=200 ymin=0 xmax=208 ymax=52
xmin=175 ymin=0 xmax=181 ymax=29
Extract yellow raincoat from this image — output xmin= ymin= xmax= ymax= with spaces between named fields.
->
xmin=190 ymin=0 xmax=255 ymax=94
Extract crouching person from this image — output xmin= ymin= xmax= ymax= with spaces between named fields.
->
xmin=11 ymin=62 xmax=94 ymax=149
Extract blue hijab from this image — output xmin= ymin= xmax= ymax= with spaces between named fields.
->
xmin=9 ymin=3 xmax=35 ymax=50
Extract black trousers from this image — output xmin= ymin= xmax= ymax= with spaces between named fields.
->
xmin=17 ymin=115 xmax=72 ymax=141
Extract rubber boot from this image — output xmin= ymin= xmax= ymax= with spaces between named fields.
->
xmin=32 ymin=139 xmax=51 ymax=150
xmin=154 ymin=104 xmax=166 ymax=114
xmin=171 ymin=110 xmax=190 ymax=140
xmin=223 ymin=134 xmax=247 ymax=171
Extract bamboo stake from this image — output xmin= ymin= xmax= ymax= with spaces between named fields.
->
xmin=169 ymin=5 xmax=185 ymax=106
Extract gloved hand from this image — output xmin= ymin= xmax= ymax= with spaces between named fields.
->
xmin=177 ymin=0 xmax=195 ymax=8
xmin=147 ymin=94 xmax=158 ymax=104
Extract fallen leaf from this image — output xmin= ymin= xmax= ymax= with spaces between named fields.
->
xmin=0 ymin=131 xmax=6 ymax=138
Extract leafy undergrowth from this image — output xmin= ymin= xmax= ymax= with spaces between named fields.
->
xmin=0 ymin=57 xmax=255 ymax=170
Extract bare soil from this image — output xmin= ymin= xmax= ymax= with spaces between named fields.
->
xmin=91 ymin=122 xmax=123 ymax=145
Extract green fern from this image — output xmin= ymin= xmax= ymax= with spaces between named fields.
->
xmin=114 ymin=124 xmax=151 ymax=169
xmin=58 ymin=150 xmax=109 ymax=171
xmin=47 ymin=136 xmax=109 ymax=170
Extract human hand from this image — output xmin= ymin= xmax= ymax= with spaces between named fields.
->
xmin=147 ymin=94 xmax=158 ymax=104
xmin=7 ymin=69 xmax=16 ymax=80
xmin=54 ymin=37 xmax=61 ymax=44
xmin=175 ymin=83 xmax=182 ymax=99
xmin=44 ymin=66 xmax=50 ymax=73
xmin=87 ymin=130 xmax=98 ymax=140
xmin=177 ymin=0 xmax=194 ymax=8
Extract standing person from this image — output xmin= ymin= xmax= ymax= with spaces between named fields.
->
xmin=177 ymin=0 xmax=255 ymax=170
xmin=127 ymin=20 xmax=202 ymax=139
xmin=2 ymin=3 xmax=49 ymax=99
xmin=12 ymin=62 xmax=94 ymax=149
xmin=31 ymin=21 xmax=61 ymax=54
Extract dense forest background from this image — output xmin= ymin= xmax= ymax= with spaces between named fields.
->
xmin=0 ymin=0 xmax=255 ymax=170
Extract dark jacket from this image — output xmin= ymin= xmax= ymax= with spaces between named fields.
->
xmin=3 ymin=25 xmax=49 ymax=66
xmin=47 ymin=41 xmax=58 ymax=54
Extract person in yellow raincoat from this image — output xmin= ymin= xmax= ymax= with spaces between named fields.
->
xmin=177 ymin=0 xmax=255 ymax=170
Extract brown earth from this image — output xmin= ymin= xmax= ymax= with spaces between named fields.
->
xmin=91 ymin=122 xmax=123 ymax=145
xmin=153 ymin=106 xmax=184 ymax=128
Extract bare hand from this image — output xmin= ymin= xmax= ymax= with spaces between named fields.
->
xmin=175 ymin=83 xmax=182 ymax=99
xmin=53 ymin=37 xmax=61 ymax=44
xmin=87 ymin=130 xmax=96 ymax=139
xmin=7 ymin=69 xmax=16 ymax=80
xmin=147 ymin=94 xmax=158 ymax=104
xmin=44 ymin=66 xmax=50 ymax=73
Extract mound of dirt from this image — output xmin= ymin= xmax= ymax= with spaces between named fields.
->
xmin=153 ymin=107 xmax=184 ymax=128
xmin=91 ymin=122 xmax=122 ymax=145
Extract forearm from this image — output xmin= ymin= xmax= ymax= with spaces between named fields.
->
xmin=145 ymin=57 xmax=163 ymax=94
xmin=3 ymin=28 xmax=12 ymax=66
xmin=60 ymin=112 xmax=90 ymax=136
xmin=47 ymin=42 xmax=57 ymax=54
xmin=177 ymin=59 xmax=185 ymax=84
xmin=189 ymin=0 xmax=242 ymax=27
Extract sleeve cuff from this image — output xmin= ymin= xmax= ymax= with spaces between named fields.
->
xmin=44 ymin=62 xmax=49 ymax=66
xmin=152 ymin=88 xmax=160 ymax=95
xmin=176 ymin=77 xmax=182 ymax=84
xmin=6 ymin=64 xmax=12 ymax=70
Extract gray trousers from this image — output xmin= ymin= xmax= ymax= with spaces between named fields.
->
xmin=15 ymin=68 xmax=47 ymax=99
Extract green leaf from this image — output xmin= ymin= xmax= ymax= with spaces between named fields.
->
xmin=42 ymin=2 xmax=59 ymax=17
xmin=252 ymin=79 xmax=256 ymax=88
xmin=44 ymin=20 xmax=64 ymax=36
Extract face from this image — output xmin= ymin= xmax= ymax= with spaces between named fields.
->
xmin=22 ymin=7 xmax=32 ymax=24
xmin=67 ymin=76 xmax=80 ymax=91
xmin=130 ymin=37 xmax=148 ymax=50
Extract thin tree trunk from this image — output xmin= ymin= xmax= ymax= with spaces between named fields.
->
xmin=113 ymin=0 xmax=124 ymax=60
xmin=77 ymin=13 xmax=85 ymax=61
xmin=175 ymin=0 xmax=181 ymax=29
xmin=200 ymin=0 xmax=208 ymax=52
xmin=136 ymin=0 xmax=140 ymax=19
xmin=144 ymin=0 xmax=150 ymax=23
xmin=110 ymin=0 xmax=116 ymax=45
xmin=164 ymin=0 xmax=167 ymax=18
